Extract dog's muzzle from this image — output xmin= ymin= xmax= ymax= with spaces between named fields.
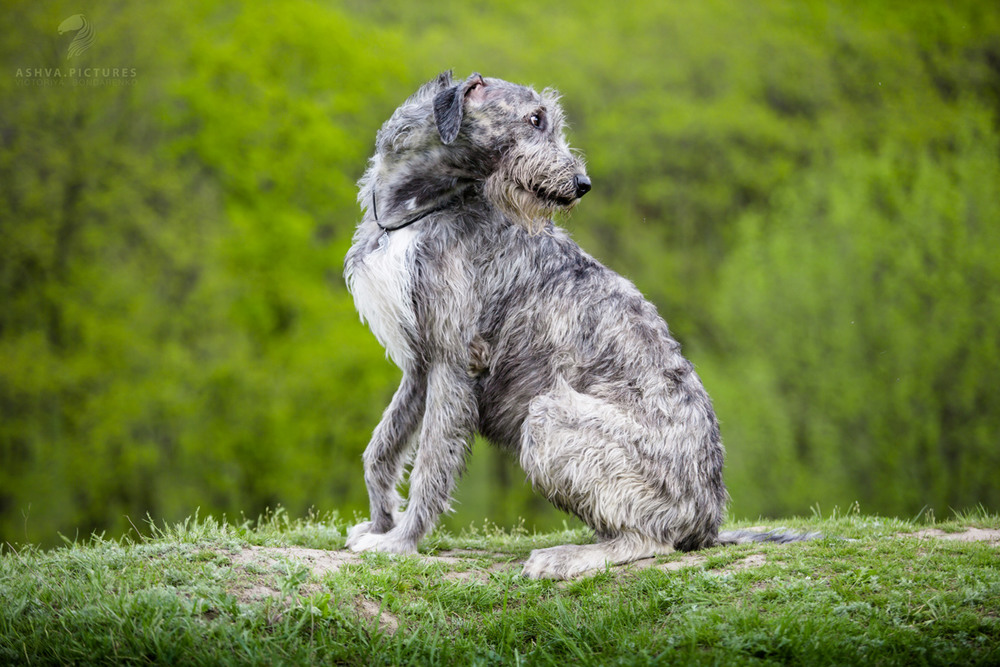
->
xmin=574 ymin=174 xmax=592 ymax=199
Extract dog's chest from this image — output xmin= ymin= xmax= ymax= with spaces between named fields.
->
xmin=347 ymin=228 xmax=419 ymax=370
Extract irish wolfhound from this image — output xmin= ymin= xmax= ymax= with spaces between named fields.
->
xmin=344 ymin=71 xmax=813 ymax=579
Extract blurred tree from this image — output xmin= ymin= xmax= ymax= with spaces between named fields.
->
xmin=0 ymin=1 xmax=412 ymax=543
xmin=712 ymin=106 xmax=1000 ymax=516
xmin=1 ymin=0 xmax=998 ymax=544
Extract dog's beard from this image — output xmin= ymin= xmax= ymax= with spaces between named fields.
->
xmin=485 ymin=171 xmax=578 ymax=234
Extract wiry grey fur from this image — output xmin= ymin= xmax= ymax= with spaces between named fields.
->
xmin=344 ymin=71 xmax=815 ymax=579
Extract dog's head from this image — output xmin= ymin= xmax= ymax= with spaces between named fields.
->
xmin=433 ymin=72 xmax=590 ymax=230
xmin=366 ymin=71 xmax=590 ymax=232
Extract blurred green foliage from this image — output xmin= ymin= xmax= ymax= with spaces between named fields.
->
xmin=1 ymin=0 xmax=998 ymax=545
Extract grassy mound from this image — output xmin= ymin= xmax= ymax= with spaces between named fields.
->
xmin=2 ymin=509 xmax=998 ymax=665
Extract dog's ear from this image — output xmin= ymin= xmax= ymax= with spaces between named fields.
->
xmin=435 ymin=70 xmax=454 ymax=88
xmin=433 ymin=84 xmax=464 ymax=145
xmin=406 ymin=71 xmax=456 ymax=112
xmin=433 ymin=72 xmax=486 ymax=145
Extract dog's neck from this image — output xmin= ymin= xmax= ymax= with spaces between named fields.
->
xmin=371 ymin=190 xmax=447 ymax=233
xmin=369 ymin=160 xmax=478 ymax=233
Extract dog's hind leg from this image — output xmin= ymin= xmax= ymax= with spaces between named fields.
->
xmin=347 ymin=371 xmax=426 ymax=547
xmin=517 ymin=380 xmax=696 ymax=579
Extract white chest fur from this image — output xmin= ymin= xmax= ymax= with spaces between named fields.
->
xmin=346 ymin=227 xmax=419 ymax=370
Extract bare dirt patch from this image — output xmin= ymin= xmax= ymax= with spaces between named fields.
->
xmin=225 ymin=546 xmax=507 ymax=602
xmin=231 ymin=546 xmax=360 ymax=577
xmin=230 ymin=546 xmax=515 ymax=586
xmin=587 ymin=550 xmax=768 ymax=577
xmin=907 ymin=528 xmax=1000 ymax=545
xmin=437 ymin=549 xmax=508 ymax=559
xmin=230 ymin=545 xmax=496 ymax=576
xmin=653 ymin=554 xmax=707 ymax=572
xmin=354 ymin=596 xmax=400 ymax=635
xmin=443 ymin=570 xmax=489 ymax=583
xmin=607 ymin=553 xmax=706 ymax=573
xmin=224 ymin=546 xmax=501 ymax=632
xmin=722 ymin=553 xmax=768 ymax=572
xmin=240 ymin=583 xmax=281 ymax=602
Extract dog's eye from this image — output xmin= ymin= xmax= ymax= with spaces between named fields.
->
xmin=529 ymin=111 xmax=545 ymax=130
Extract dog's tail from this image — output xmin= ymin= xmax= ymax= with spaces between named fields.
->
xmin=717 ymin=528 xmax=823 ymax=545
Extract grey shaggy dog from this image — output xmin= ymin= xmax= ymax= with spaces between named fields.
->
xmin=344 ymin=71 xmax=814 ymax=579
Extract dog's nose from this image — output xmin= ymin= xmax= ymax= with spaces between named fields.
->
xmin=574 ymin=174 xmax=592 ymax=198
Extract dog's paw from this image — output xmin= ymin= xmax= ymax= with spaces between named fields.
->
xmin=347 ymin=529 xmax=418 ymax=555
xmin=345 ymin=521 xmax=376 ymax=550
xmin=521 ymin=545 xmax=608 ymax=580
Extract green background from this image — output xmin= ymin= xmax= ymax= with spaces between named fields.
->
xmin=2 ymin=0 xmax=998 ymax=546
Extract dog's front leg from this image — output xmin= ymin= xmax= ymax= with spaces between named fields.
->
xmin=348 ymin=362 xmax=476 ymax=554
xmin=346 ymin=370 xmax=427 ymax=549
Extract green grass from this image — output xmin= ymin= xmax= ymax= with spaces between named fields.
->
xmin=2 ymin=508 xmax=998 ymax=665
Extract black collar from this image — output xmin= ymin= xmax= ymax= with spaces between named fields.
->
xmin=373 ymin=191 xmax=446 ymax=233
